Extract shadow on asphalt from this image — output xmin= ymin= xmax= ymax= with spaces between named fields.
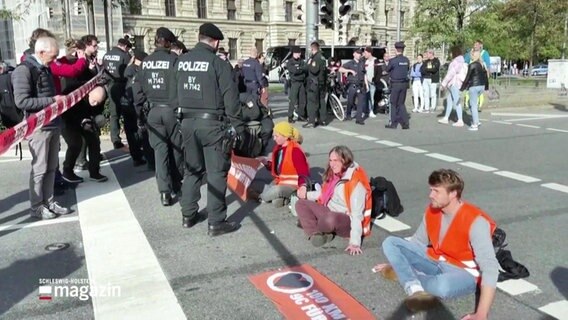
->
xmin=550 ymin=266 xmax=568 ymax=299
xmin=550 ymin=103 xmax=567 ymax=112
xmin=385 ymin=301 xmax=457 ymax=320
xmin=0 ymin=189 xmax=28 ymax=216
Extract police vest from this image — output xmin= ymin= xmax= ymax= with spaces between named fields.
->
xmin=271 ymin=140 xmax=307 ymax=188
xmin=425 ymin=202 xmax=497 ymax=279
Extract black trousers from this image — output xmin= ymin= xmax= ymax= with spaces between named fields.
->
xmin=62 ymin=123 xmax=101 ymax=176
xmin=288 ymin=81 xmax=306 ymax=120
xmin=179 ymin=118 xmax=230 ymax=226
xmin=122 ymin=105 xmax=144 ymax=162
xmin=306 ymin=81 xmax=326 ymax=124
xmin=346 ymin=84 xmax=367 ymax=122
xmin=109 ymin=82 xmax=126 ymax=145
xmin=146 ymin=106 xmax=183 ymax=193
xmin=390 ymin=82 xmax=410 ymax=126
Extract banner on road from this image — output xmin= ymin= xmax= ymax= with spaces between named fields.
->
xmin=227 ymin=154 xmax=263 ymax=201
xmin=249 ymin=264 xmax=376 ymax=320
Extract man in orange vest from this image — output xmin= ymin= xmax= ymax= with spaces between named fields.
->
xmin=373 ymin=169 xmax=499 ymax=318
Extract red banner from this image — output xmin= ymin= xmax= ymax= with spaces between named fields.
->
xmin=249 ymin=264 xmax=377 ymax=320
xmin=0 ymin=73 xmax=103 ymax=156
xmin=227 ymin=154 xmax=264 ymax=201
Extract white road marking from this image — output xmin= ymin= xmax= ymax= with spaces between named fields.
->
xmin=338 ymin=130 xmax=360 ymax=136
xmin=494 ymin=171 xmax=541 ymax=183
xmin=541 ymin=183 xmax=568 ymax=194
xmin=492 ymin=120 xmax=513 ymax=125
xmin=356 ymin=135 xmax=378 ymax=141
xmin=425 ymin=153 xmax=462 ymax=162
xmin=496 ymin=279 xmax=539 ymax=296
xmin=76 ymin=162 xmax=185 ymax=319
xmin=320 ymin=126 xmax=342 ymax=131
xmin=459 ymin=161 xmax=498 ymax=172
xmin=376 ymin=140 xmax=403 ymax=147
xmin=539 ymin=300 xmax=568 ymax=320
xmin=491 ymin=112 xmax=568 ymax=118
xmin=546 ymin=128 xmax=568 ymax=133
xmin=0 ymin=216 xmax=79 ymax=232
xmin=0 ymin=150 xmax=66 ymax=163
xmin=373 ymin=216 xmax=411 ymax=232
xmin=398 ymin=146 xmax=428 ymax=153
xmin=516 ymin=124 xmax=540 ymax=129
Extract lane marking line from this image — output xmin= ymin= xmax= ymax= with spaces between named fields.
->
xmin=541 ymin=183 xmax=568 ymax=194
xmin=338 ymin=130 xmax=360 ymax=136
xmin=458 ymin=161 xmax=498 ymax=172
xmin=373 ymin=216 xmax=411 ymax=232
xmin=0 ymin=216 xmax=79 ymax=232
xmin=76 ymin=161 xmax=186 ymax=319
xmin=496 ymin=279 xmax=539 ymax=296
xmin=491 ymin=112 xmax=568 ymax=118
xmin=356 ymin=135 xmax=378 ymax=141
xmin=516 ymin=124 xmax=540 ymax=129
xmin=376 ymin=140 xmax=403 ymax=147
xmin=492 ymin=121 xmax=513 ymax=125
xmin=398 ymin=146 xmax=428 ymax=154
xmin=320 ymin=126 xmax=342 ymax=132
xmin=538 ymin=300 xmax=568 ymax=320
xmin=425 ymin=153 xmax=462 ymax=162
xmin=494 ymin=171 xmax=541 ymax=183
xmin=546 ymin=128 xmax=568 ymax=133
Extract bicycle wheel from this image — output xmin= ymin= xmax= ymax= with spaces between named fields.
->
xmin=328 ymin=93 xmax=345 ymax=121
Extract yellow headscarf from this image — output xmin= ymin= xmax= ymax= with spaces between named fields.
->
xmin=273 ymin=121 xmax=302 ymax=142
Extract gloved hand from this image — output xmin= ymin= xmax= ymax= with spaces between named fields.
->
xmin=81 ymin=118 xmax=94 ymax=132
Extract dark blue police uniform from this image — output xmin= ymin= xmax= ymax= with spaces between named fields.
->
xmin=242 ymin=57 xmax=264 ymax=94
xmin=343 ymin=50 xmax=367 ymax=124
xmin=386 ymin=42 xmax=410 ymax=129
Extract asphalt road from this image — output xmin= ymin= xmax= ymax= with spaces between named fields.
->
xmin=1 ymin=94 xmax=567 ymax=320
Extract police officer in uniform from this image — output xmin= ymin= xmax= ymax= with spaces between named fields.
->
xmin=305 ymin=41 xmax=327 ymax=128
xmin=339 ymin=48 xmax=368 ymax=125
xmin=242 ymin=47 xmax=265 ymax=95
xmin=385 ymin=42 xmax=410 ymax=129
xmin=176 ymin=23 xmax=245 ymax=236
xmin=102 ymin=38 xmax=132 ymax=149
xmin=137 ymin=27 xmax=183 ymax=206
xmin=286 ymin=46 xmax=307 ymax=123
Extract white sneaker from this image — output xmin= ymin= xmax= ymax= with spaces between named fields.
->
xmin=420 ymin=109 xmax=429 ymax=113
xmin=411 ymin=109 xmax=418 ymax=113
xmin=437 ymin=118 xmax=449 ymax=124
xmin=452 ymin=120 xmax=464 ymax=127
xmin=468 ymin=124 xmax=479 ymax=131
xmin=369 ymin=112 xmax=377 ymax=118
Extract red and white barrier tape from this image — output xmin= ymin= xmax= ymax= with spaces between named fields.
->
xmin=0 ymin=73 xmax=103 ymax=156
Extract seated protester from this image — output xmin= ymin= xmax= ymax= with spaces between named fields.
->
xmin=61 ymin=86 xmax=108 ymax=183
xmin=373 ymin=169 xmax=499 ymax=316
xmin=252 ymin=121 xmax=309 ymax=206
xmin=295 ymin=145 xmax=372 ymax=253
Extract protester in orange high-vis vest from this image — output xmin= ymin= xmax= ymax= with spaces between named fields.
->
xmin=373 ymin=169 xmax=500 ymax=318
xmin=250 ymin=121 xmax=309 ymax=206
xmin=295 ymin=145 xmax=372 ymax=254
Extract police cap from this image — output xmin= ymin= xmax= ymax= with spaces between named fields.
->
xmin=218 ymin=47 xmax=228 ymax=55
xmin=199 ymin=23 xmax=224 ymax=40
xmin=394 ymin=41 xmax=406 ymax=49
xmin=291 ymin=46 xmax=301 ymax=53
xmin=156 ymin=27 xmax=177 ymax=42
xmin=133 ymin=50 xmax=148 ymax=61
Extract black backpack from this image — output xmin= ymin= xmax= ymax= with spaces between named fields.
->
xmin=491 ymin=228 xmax=530 ymax=282
xmin=370 ymin=176 xmax=404 ymax=219
xmin=0 ymin=61 xmax=38 ymax=128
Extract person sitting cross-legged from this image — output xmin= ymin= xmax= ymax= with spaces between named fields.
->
xmin=373 ymin=169 xmax=499 ymax=318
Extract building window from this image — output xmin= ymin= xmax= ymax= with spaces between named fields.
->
xmin=227 ymin=0 xmax=236 ymax=20
xmin=385 ymin=10 xmax=390 ymax=25
xmin=229 ymin=38 xmax=238 ymax=59
xmin=254 ymin=0 xmax=263 ymax=21
xmin=400 ymin=11 xmax=405 ymax=27
xmin=124 ymin=0 xmax=142 ymax=14
xmin=285 ymin=1 xmax=293 ymax=22
xmin=73 ymin=1 xmax=84 ymax=15
xmin=134 ymin=35 xmax=145 ymax=52
xmin=255 ymin=39 xmax=263 ymax=54
xmin=165 ymin=0 xmax=176 ymax=17
xmin=198 ymin=0 xmax=207 ymax=18
xmin=288 ymin=39 xmax=296 ymax=46
xmin=371 ymin=39 xmax=378 ymax=46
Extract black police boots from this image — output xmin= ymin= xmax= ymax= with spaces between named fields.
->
xmin=183 ymin=215 xmax=199 ymax=228
xmin=161 ymin=192 xmax=172 ymax=206
xmin=207 ymin=221 xmax=240 ymax=237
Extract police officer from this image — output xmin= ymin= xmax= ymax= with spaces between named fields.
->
xmin=242 ymin=47 xmax=265 ymax=95
xmin=286 ymin=46 xmax=307 ymax=123
xmin=385 ymin=42 xmax=410 ymax=129
xmin=305 ymin=41 xmax=327 ymax=128
xmin=339 ymin=48 xmax=368 ymax=125
xmin=137 ymin=27 xmax=183 ymax=206
xmin=102 ymin=38 xmax=132 ymax=149
xmin=175 ymin=23 xmax=245 ymax=236
xmin=171 ymin=40 xmax=188 ymax=56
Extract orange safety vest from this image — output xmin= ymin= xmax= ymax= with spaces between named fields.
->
xmin=343 ymin=167 xmax=373 ymax=237
xmin=271 ymin=140 xmax=306 ymax=188
xmin=425 ymin=202 xmax=496 ymax=278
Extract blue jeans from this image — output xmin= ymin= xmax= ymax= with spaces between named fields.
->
xmin=382 ymin=236 xmax=477 ymax=299
xmin=444 ymin=85 xmax=463 ymax=121
xmin=468 ymin=85 xmax=485 ymax=126
xmin=367 ymin=83 xmax=376 ymax=114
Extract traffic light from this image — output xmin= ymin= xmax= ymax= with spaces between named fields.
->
xmin=48 ymin=7 xmax=54 ymax=18
xmin=296 ymin=3 xmax=304 ymax=22
xmin=338 ymin=0 xmax=351 ymax=17
xmin=320 ymin=0 xmax=334 ymax=29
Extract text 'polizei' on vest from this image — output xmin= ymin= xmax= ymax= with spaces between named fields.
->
xmin=178 ymin=61 xmax=210 ymax=72
xmin=142 ymin=61 xmax=170 ymax=69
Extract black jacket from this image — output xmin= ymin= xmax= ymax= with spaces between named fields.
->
xmin=421 ymin=58 xmax=441 ymax=83
xmin=460 ymin=61 xmax=488 ymax=91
